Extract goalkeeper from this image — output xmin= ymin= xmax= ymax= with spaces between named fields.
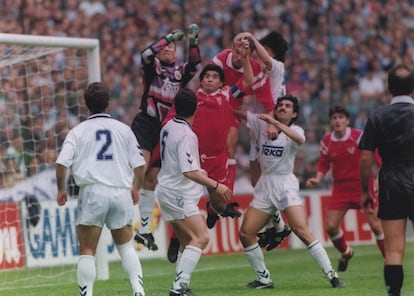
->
xmin=130 ymin=24 xmax=201 ymax=251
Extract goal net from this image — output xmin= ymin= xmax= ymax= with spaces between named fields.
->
xmin=0 ymin=33 xmax=101 ymax=292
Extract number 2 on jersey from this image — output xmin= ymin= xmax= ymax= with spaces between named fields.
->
xmin=96 ymin=130 xmax=113 ymax=160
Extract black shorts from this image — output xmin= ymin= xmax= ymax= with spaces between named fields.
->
xmin=378 ymin=164 xmax=414 ymax=221
xmin=378 ymin=190 xmax=414 ymax=221
xmin=131 ymin=112 xmax=161 ymax=153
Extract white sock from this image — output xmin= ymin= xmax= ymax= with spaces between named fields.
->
xmin=271 ymin=210 xmax=285 ymax=232
xmin=117 ymin=241 xmax=145 ymax=295
xmin=78 ymin=255 xmax=96 ymax=296
xmin=173 ymin=245 xmax=202 ymax=290
xmin=244 ymin=243 xmax=271 ymax=283
xmin=138 ymin=189 xmax=155 ymax=234
xmin=307 ymin=240 xmax=334 ymax=275
xmin=176 ymin=251 xmax=183 ymax=274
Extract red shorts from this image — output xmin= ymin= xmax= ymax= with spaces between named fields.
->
xmin=200 ymin=151 xmax=230 ymax=187
xmin=327 ymin=181 xmax=378 ymax=210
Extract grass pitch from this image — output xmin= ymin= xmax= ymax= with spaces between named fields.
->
xmin=1 ymin=243 xmax=413 ymax=296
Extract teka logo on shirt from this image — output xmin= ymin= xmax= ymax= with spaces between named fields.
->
xmin=262 ymin=144 xmax=284 ymax=157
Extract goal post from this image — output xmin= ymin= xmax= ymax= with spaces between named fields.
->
xmin=0 ymin=33 xmax=111 ymax=291
xmin=0 ymin=33 xmax=101 ymax=82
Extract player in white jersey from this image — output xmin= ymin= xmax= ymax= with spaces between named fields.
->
xmin=55 ymin=82 xmax=146 ymax=296
xmin=235 ymin=31 xmax=291 ymax=250
xmin=234 ymin=95 xmax=346 ymax=289
xmin=156 ymin=88 xmax=232 ymax=296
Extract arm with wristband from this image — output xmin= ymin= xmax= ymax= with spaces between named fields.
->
xmin=141 ymin=29 xmax=184 ymax=65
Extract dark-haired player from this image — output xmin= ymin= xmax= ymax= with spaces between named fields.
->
xmin=131 ymin=25 xmax=201 ymax=251
xmin=208 ymin=32 xmax=278 ymax=229
xmin=156 ymin=88 xmax=232 ymax=296
xmin=235 ymin=95 xmax=345 ymax=289
xmin=306 ymin=105 xmax=385 ymax=272
xmin=235 ymin=31 xmax=292 ymax=251
xmin=359 ymin=64 xmax=414 ymax=296
xmin=166 ymin=40 xmax=254 ymax=263
xmin=56 ymin=82 xmax=146 ymax=296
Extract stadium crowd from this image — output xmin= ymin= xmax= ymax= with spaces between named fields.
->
xmin=2 ymin=0 xmax=414 ymax=190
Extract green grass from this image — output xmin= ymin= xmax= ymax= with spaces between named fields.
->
xmin=1 ymin=243 xmax=413 ymax=296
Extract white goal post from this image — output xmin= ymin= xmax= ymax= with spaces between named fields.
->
xmin=0 ymin=32 xmax=111 ymax=287
xmin=0 ymin=33 xmax=101 ymax=82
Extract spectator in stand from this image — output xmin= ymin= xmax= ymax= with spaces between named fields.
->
xmin=130 ymin=25 xmax=201 ymax=252
xmin=306 ymin=105 xmax=385 ymax=273
xmin=358 ymin=62 xmax=386 ymax=114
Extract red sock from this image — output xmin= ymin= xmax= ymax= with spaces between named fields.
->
xmin=207 ymin=202 xmax=217 ymax=214
xmin=331 ymin=232 xmax=348 ymax=253
xmin=377 ymin=239 xmax=385 ymax=258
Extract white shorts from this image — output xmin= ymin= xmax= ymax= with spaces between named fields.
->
xmin=77 ymin=184 xmax=134 ymax=229
xmin=250 ymin=173 xmax=303 ymax=213
xmin=155 ymin=187 xmax=201 ymax=222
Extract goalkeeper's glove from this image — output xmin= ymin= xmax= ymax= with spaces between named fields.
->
xmin=188 ymin=24 xmax=200 ymax=46
xmin=166 ymin=29 xmax=184 ymax=43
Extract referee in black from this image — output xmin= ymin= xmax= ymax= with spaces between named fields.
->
xmin=359 ymin=64 xmax=414 ymax=296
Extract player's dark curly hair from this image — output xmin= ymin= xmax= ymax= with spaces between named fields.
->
xmin=84 ymin=82 xmax=109 ymax=114
xmin=175 ymin=88 xmax=198 ymax=118
xmin=277 ymin=94 xmax=299 ymax=124
xmin=199 ymin=64 xmax=225 ymax=82
xmin=329 ymin=105 xmax=350 ymax=119
xmin=387 ymin=64 xmax=414 ymax=96
xmin=260 ymin=31 xmax=288 ymax=62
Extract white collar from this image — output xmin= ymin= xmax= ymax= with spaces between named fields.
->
xmin=390 ymin=95 xmax=414 ymax=104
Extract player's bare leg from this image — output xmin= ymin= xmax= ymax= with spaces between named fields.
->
xmin=240 ymin=207 xmax=274 ymax=289
xmin=169 ymin=214 xmax=209 ymax=296
xmin=364 ymin=207 xmax=385 ymax=257
xmin=284 ymin=205 xmax=346 ymax=288
xmin=325 ymin=209 xmax=353 ymax=271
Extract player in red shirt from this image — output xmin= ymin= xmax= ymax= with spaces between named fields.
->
xmin=306 ymin=105 xmax=384 ymax=272
xmin=208 ymin=34 xmax=278 ymax=227
xmin=160 ymin=41 xmax=255 ymax=262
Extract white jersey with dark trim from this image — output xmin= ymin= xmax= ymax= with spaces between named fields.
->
xmin=247 ymin=111 xmax=305 ymax=175
xmin=56 ymin=113 xmax=145 ymax=188
xmin=157 ymin=117 xmax=204 ymax=197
